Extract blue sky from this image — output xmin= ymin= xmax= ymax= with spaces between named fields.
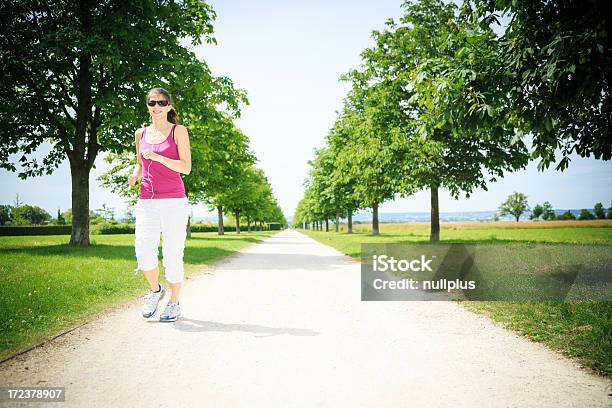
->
xmin=0 ymin=0 xmax=610 ymax=218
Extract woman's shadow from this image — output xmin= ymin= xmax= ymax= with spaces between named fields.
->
xmin=150 ymin=317 xmax=320 ymax=338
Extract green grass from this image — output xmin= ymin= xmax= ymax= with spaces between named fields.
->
xmin=462 ymin=301 xmax=612 ymax=375
xmin=301 ymin=225 xmax=612 ymax=376
xmin=0 ymin=231 xmax=275 ymax=362
xmin=312 ymin=224 xmax=612 ymax=258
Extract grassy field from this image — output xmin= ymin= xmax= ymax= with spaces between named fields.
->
xmin=0 ymin=231 xmax=275 ymax=362
xmin=301 ymin=220 xmax=612 ymax=376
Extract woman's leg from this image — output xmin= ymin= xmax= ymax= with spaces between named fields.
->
xmin=142 ymin=266 xmax=161 ymax=292
xmin=167 ymin=281 xmax=181 ymax=303
xmin=160 ymin=198 xmax=189 ymax=303
xmin=135 ymin=199 xmax=161 ymax=288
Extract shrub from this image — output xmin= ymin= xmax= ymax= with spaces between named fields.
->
xmin=191 ymin=224 xmax=236 ymax=233
xmin=97 ymin=223 xmax=135 ymax=234
xmin=556 ymin=210 xmax=576 ymax=220
xmin=0 ymin=225 xmax=71 ymax=236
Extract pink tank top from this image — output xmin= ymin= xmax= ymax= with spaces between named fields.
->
xmin=139 ymin=124 xmax=186 ymax=199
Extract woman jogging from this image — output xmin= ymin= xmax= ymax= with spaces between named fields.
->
xmin=127 ymin=87 xmax=191 ymax=322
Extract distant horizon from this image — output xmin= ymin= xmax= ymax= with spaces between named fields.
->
xmin=0 ymin=206 xmax=604 ymax=225
xmin=204 ymin=208 xmax=602 ymax=224
xmin=350 ymin=208 xmax=603 ymax=214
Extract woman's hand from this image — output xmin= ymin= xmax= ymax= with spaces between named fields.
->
xmin=141 ymin=149 xmax=162 ymax=162
xmin=128 ymin=174 xmax=138 ymax=186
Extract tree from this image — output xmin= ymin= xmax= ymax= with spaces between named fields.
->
xmin=13 ymin=194 xmax=23 ymax=208
xmin=473 ymin=0 xmax=612 ymax=170
xmin=96 ymin=203 xmax=115 ymax=221
xmin=0 ymin=205 xmax=12 ymax=226
xmin=226 ymin=167 xmax=267 ymax=234
xmin=331 ymin=89 xmax=413 ymax=236
xmin=499 ymin=192 xmax=529 ymax=222
xmin=123 ymin=206 xmax=136 ymax=224
xmin=530 ymin=204 xmax=543 ymax=220
xmin=541 ymin=201 xmax=555 ymax=221
xmin=195 ymin=119 xmax=256 ymax=235
xmin=607 ymin=204 xmax=612 ymax=219
xmin=0 ymin=0 xmax=230 ymax=246
xmin=89 ymin=210 xmax=106 ymax=225
xmin=593 ymin=202 xmax=606 ymax=219
xmin=578 ymin=209 xmax=595 ymax=220
xmin=11 ymin=205 xmax=52 ymax=225
xmin=304 ymin=147 xmax=349 ymax=234
xmin=62 ymin=209 xmax=72 ymax=224
xmin=351 ymin=0 xmax=528 ymax=240
xmin=326 ymin=110 xmax=373 ymax=234
xmin=56 ymin=208 xmax=66 ymax=225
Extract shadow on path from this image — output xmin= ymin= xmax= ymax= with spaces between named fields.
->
xmin=148 ymin=317 xmax=320 ymax=338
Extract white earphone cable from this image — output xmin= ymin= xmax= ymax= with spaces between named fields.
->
xmin=146 ymin=157 xmax=154 ymax=199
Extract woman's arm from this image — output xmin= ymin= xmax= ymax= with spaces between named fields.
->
xmin=141 ymin=125 xmax=192 ymax=175
xmin=128 ymin=129 xmax=143 ymax=185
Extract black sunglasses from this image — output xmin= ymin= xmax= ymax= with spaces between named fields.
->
xmin=147 ymin=99 xmax=169 ymax=107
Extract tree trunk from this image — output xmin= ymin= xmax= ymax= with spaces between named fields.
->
xmin=217 ymin=205 xmax=224 ymax=235
xmin=335 ymin=207 xmax=339 ymax=232
xmin=348 ymin=209 xmax=353 ymax=234
xmin=430 ymin=182 xmax=440 ymax=241
xmin=69 ymin=162 xmax=90 ymax=246
xmin=372 ymin=202 xmax=379 ymax=235
xmin=325 ymin=218 xmax=329 ymax=232
xmin=235 ymin=209 xmax=241 ymax=234
xmin=68 ymin=36 xmax=96 ymax=246
xmin=515 ymin=214 xmax=520 ymax=222
xmin=247 ymin=215 xmax=251 ymax=232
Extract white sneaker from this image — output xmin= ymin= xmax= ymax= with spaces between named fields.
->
xmin=159 ymin=301 xmax=181 ymax=322
xmin=142 ymin=284 xmax=166 ymax=318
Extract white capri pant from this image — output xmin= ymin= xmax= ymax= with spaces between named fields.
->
xmin=134 ymin=197 xmax=189 ymax=284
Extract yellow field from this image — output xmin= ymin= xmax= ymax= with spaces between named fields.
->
xmin=341 ymin=219 xmax=612 ymax=232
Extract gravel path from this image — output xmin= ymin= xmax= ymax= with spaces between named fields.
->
xmin=1 ymin=229 xmax=610 ymax=407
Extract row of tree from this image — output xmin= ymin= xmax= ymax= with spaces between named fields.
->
xmin=497 ymin=192 xmax=612 ymax=221
xmin=292 ymin=0 xmax=611 ymax=240
xmin=531 ymin=202 xmax=612 ymax=221
xmin=0 ymin=193 xmax=124 ymax=226
xmin=0 ymin=1 xmax=284 ymax=244
xmin=0 ymin=205 xmax=115 ymax=226
xmin=0 ymin=205 xmax=51 ymax=226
